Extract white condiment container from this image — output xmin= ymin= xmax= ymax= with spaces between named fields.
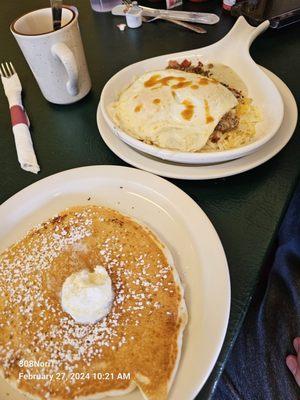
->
xmin=125 ymin=3 xmax=142 ymax=28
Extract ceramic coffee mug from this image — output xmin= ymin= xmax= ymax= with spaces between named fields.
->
xmin=10 ymin=7 xmax=91 ymax=104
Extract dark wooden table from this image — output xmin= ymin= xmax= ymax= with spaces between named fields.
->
xmin=0 ymin=0 xmax=300 ymax=399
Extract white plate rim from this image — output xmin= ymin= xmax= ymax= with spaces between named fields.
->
xmin=0 ymin=165 xmax=230 ymax=400
xmin=97 ymin=68 xmax=298 ymax=180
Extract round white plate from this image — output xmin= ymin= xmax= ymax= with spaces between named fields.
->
xmin=97 ymin=68 xmax=297 ymax=180
xmin=0 ymin=166 xmax=230 ymax=400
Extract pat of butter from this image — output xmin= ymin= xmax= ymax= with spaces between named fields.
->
xmin=61 ymin=266 xmax=113 ymax=324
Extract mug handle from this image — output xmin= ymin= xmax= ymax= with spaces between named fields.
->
xmin=51 ymin=43 xmax=79 ymax=96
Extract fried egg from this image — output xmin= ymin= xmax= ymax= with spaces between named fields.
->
xmin=108 ymin=69 xmax=238 ymax=152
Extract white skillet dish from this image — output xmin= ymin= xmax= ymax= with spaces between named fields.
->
xmin=97 ymin=68 xmax=297 ymax=180
xmin=100 ymin=17 xmax=284 ymax=165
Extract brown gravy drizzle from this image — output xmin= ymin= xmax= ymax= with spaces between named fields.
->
xmin=142 ymin=74 xmax=216 ymax=123
xmin=134 ymin=104 xmax=143 ymax=112
xmin=204 ymin=99 xmax=214 ymax=123
xmin=181 ymin=100 xmax=194 ymax=121
xmin=198 ymin=77 xmax=210 ymax=85
xmin=144 ymin=74 xmax=186 ymax=88
xmin=145 ymin=74 xmax=216 ymax=90
xmin=171 ymin=81 xmax=192 ymax=90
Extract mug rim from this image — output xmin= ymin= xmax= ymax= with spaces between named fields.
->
xmin=10 ymin=6 xmax=76 ymax=37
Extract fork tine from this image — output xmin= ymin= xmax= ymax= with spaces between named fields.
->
xmin=0 ymin=63 xmax=8 ymax=78
xmin=5 ymin=62 xmax=13 ymax=77
xmin=2 ymin=62 xmax=10 ymax=78
xmin=9 ymin=62 xmax=16 ymax=74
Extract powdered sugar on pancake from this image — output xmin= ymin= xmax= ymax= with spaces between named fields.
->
xmin=0 ymin=206 xmax=187 ymax=400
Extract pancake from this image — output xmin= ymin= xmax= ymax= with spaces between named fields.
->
xmin=0 ymin=205 xmax=187 ymax=400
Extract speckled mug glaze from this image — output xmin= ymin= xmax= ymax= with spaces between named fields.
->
xmin=11 ymin=7 xmax=91 ymax=104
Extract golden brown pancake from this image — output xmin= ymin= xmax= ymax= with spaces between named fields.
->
xmin=0 ymin=205 xmax=187 ymax=400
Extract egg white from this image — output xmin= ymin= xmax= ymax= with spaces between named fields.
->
xmin=109 ymin=69 xmax=238 ymax=152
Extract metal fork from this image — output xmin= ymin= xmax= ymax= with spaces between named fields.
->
xmin=0 ymin=61 xmax=15 ymax=77
xmin=143 ymin=15 xmax=206 ymax=34
xmin=0 ymin=62 xmax=24 ymax=107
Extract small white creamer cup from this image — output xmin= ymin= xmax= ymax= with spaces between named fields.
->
xmin=10 ymin=6 xmax=91 ymax=104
